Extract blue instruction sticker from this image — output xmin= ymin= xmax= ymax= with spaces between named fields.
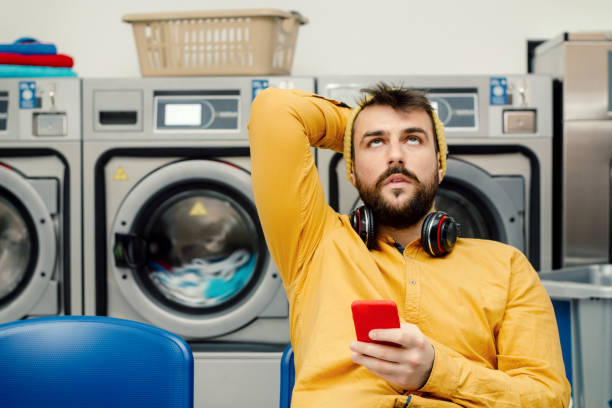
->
xmin=490 ymin=77 xmax=508 ymax=106
xmin=252 ymin=79 xmax=269 ymax=101
xmin=19 ymin=81 xmax=37 ymax=109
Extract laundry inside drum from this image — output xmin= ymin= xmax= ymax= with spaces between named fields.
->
xmin=143 ymin=191 xmax=259 ymax=309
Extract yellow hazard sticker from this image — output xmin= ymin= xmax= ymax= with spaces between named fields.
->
xmin=113 ymin=165 xmax=129 ymax=181
xmin=189 ymin=201 xmax=208 ymax=216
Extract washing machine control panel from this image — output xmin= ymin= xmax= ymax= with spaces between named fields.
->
xmin=154 ymin=91 xmax=240 ymax=131
xmin=33 ymin=112 xmax=67 ymax=136
xmin=327 ymin=85 xmax=479 ymax=131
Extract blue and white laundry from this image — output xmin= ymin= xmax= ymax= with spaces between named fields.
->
xmin=149 ymin=249 xmax=256 ymax=307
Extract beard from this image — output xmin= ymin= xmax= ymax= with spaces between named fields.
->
xmin=355 ymin=164 xmax=439 ymax=229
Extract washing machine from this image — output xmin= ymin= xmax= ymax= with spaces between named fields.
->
xmin=0 ymin=78 xmax=82 ymax=323
xmin=316 ymin=75 xmax=553 ymax=271
xmin=82 ymin=77 xmax=314 ymax=408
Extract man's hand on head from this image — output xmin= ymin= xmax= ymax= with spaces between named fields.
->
xmin=349 ymin=322 xmax=435 ymax=391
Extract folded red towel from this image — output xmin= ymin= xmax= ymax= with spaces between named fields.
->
xmin=0 ymin=52 xmax=73 ymax=67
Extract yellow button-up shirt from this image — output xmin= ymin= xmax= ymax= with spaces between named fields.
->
xmin=248 ymin=88 xmax=570 ymax=407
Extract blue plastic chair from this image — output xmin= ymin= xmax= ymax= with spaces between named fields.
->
xmin=280 ymin=344 xmax=295 ymax=408
xmin=0 ymin=316 xmax=193 ymax=408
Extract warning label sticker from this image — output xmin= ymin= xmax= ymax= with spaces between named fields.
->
xmin=189 ymin=201 xmax=208 ymax=216
xmin=113 ymin=165 xmax=128 ymax=181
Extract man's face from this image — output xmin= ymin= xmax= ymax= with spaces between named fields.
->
xmin=351 ymin=105 xmax=443 ymax=228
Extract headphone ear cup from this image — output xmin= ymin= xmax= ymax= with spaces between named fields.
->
xmin=364 ymin=207 xmax=375 ymax=249
xmin=421 ymin=211 xmax=459 ymax=257
xmin=350 ymin=206 xmax=376 ymax=249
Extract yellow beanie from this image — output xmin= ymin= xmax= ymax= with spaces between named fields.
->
xmin=343 ymin=94 xmax=448 ymax=185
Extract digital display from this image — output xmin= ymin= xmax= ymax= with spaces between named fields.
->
xmin=427 ymin=93 xmax=477 ymax=129
xmin=154 ymin=94 xmax=240 ymax=131
xmin=164 ymin=104 xmax=202 ymax=126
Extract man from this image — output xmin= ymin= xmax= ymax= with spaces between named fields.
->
xmin=248 ymin=83 xmax=570 ymax=407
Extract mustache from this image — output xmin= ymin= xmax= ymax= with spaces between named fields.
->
xmin=375 ymin=166 xmax=420 ymax=189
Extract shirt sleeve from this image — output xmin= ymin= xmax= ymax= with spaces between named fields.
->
xmin=248 ymin=88 xmax=351 ymax=290
xmin=419 ymin=251 xmax=571 ymax=407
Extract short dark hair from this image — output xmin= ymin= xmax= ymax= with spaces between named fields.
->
xmin=351 ymin=82 xmax=439 ymax=157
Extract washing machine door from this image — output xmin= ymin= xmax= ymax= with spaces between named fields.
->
xmin=111 ymin=159 xmax=280 ymax=338
xmin=437 ymin=158 xmax=524 ymax=251
xmin=0 ymin=164 xmax=56 ymax=322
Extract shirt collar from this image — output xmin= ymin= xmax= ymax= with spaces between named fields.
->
xmin=380 ymin=233 xmax=422 ymax=256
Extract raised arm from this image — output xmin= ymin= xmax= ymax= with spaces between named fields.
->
xmin=248 ymin=88 xmax=351 ymax=290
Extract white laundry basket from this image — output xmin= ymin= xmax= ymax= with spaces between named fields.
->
xmin=123 ymin=9 xmax=308 ymax=76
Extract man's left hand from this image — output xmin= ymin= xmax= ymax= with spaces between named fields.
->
xmin=349 ymin=322 xmax=435 ymax=390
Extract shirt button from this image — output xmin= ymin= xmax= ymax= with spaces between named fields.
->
xmin=410 ymin=280 xmax=416 ymax=285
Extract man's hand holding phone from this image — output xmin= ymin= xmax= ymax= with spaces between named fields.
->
xmin=350 ymin=300 xmax=435 ymax=391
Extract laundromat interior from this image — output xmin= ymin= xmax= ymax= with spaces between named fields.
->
xmin=0 ymin=1 xmax=611 ymax=407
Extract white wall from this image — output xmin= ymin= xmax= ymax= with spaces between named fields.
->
xmin=1 ymin=0 xmax=610 ymax=77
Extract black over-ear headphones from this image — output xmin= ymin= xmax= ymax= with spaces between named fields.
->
xmin=350 ymin=206 xmax=459 ymax=257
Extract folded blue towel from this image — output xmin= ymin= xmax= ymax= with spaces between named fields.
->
xmin=0 ymin=37 xmax=57 ymax=55
xmin=0 ymin=65 xmax=77 ymax=78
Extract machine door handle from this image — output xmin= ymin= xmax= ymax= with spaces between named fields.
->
xmin=114 ymin=233 xmax=147 ymax=269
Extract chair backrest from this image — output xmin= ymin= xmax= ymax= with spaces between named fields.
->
xmin=279 ymin=344 xmax=295 ymax=408
xmin=0 ymin=315 xmax=193 ymax=408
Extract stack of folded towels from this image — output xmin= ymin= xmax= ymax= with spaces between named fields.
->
xmin=0 ymin=37 xmax=77 ymax=77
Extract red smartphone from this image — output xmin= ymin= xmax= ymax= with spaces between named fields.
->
xmin=351 ymin=299 xmax=401 ymax=347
